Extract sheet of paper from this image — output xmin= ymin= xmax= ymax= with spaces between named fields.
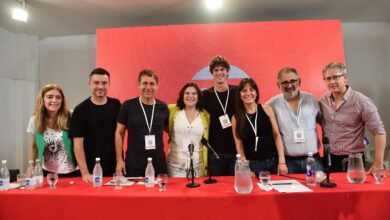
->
xmin=256 ymin=183 xmax=273 ymax=192
xmin=104 ymin=178 xmax=135 ymax=186
xmin=7 ymin=183 xmax=21 ymax=190
xmin=270 ymin=180 xmax=312 ymax=193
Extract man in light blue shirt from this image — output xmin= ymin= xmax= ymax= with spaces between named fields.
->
xmin=267 ymin=67 xmax=323 ymax=173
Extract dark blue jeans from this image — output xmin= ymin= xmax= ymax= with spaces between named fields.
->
xmin=286 ymin=155 xmax=324 ymax=174
xmin=208 ymin=153 xmax=236 ymax=176
xmin=249 ymin=158 xmax=278 ymax=176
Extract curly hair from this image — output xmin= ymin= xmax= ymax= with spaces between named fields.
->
xmin=209 ymin=55 xmax=230 ymax=73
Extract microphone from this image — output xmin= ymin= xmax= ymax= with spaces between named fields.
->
xmin=201 ymin=138 xmax=220 ymax=159
xmin=188 ymin=144 xmax=194 ymax=157
xmin=186 ymin=144 xmax=200 ymax=188
xmin=323 ymin=137 xmax=331 ymax=168
xmin=320 ymin=137 xmax=337 ymax=188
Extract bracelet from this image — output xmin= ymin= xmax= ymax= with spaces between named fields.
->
xmin=278 ymin=162 xmax=286 ymax=165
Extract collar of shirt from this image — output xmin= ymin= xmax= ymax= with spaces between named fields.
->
xmin=329 ymin=85 xmax=353 ymax=102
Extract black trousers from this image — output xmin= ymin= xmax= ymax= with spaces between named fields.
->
xmin=330 ymin=153 xmax=366 ymax=172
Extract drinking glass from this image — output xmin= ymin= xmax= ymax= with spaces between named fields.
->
xmin=372 ymin=168 xmax=385 ymax=184
xmin=113 ymin=172 xmax=124 ymax=190
xmin=259 ymin=171 xmax=271 ymax=187
xmin=47 ymin=173 xmax=58 ymax=189
xmin=17 ymin=173 xmax=26 ymax=188
xmin=157 ymin=173 xmax=168 ymax=192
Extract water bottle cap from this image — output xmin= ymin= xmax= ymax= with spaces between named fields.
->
xmin=1 ymin=160 xmax=6 ymax=164
xmin=236 ymin=154 xmax=240 ymax=158
xmin=147 ymin=157 xmax=152 ymax=161
xmin=308 ymin=152 xmax=313 ymax=157
xmin=96 ymin=158 xmax=101 ymax=161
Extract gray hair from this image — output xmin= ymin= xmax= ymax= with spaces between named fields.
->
xmin=277 ymin=67 xmax=299 ymax=81
xmin=322 ymin=62 xmax=347 ymax=77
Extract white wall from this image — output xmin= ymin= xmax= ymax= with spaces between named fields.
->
xmin=342 ymin=22 xmax=390 ymax=167
xmin=39 ymin=35 xmax=96 ymax=108
xmin=0 ymin=27 xmax=39 ymax=171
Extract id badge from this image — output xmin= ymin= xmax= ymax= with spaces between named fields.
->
xmin=293 ymin=129 xmax=305 ymax=143
xmin=182 ymin=137 xmax=191 ymax=151
xmin=255 ymin=136 xmax=259 ymax=152
xmin=145 ymin=135 xmax=156 ymax=150
xmin=219 ymin=114 xmax=232 ymax=129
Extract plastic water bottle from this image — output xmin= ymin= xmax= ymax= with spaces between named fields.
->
xmin=26 ymin=160 xmax=36 ymax=190
xmin=92 ymin=158 xmax=103 ymax=187
xmin=0 ymin=160 xmax=10 ymax=191
xmin=145 ymin=157 xmax=155 ymax=188
xmin=34 ymin=159 xmax=44 ymax=188
xmin=306 ymin=152 xmax=317 ymax=186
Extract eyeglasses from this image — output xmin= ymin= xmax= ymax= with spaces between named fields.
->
xmin=279 ymin=79 xmax=299 ymax=86
xmin=323 ymin=74 xmax=344 ymax=82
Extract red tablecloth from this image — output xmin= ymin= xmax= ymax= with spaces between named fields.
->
xmin=1 ymin=173 xmax=389 ymax=220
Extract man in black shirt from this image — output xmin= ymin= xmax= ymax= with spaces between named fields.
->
xmin=70 ymin=68 xmax=121 ymax=181
xmin=202 ymin=56 xmax=237 ymax=176
xmin=115 ymin=69 xmax=168 ymax=177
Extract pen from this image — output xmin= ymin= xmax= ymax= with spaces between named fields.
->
xmin=272 ymin=183 xmax=292 ymax=185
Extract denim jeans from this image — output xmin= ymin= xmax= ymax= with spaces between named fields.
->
xmin=286 ymin=156 xmax=324 ymax=174
xmin=249 ymin=158 xmax=278 ymax=176
xmin=208 ymin=153 xmax=236 ymax=176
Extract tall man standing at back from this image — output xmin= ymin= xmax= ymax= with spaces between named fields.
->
xmin=202 ymin=55 xmax=237 ymax=176
xmin=268 ymin=67 xmax=322 ymax=173
xmin=320 ymin=62 xmax=386 ymax=172
xmin=70 ymin=68 xmax=121 ymax=181
xmin=115 ymin=69 xmax=168 ymax=177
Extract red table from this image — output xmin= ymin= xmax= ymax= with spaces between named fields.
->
xmin=1 ymin=173 xmax=389 ymax=220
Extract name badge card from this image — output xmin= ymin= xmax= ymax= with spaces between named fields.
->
xmin=293 ymin=129 xmax=305 ymax=143
xmin=219 ymin=114 xmax=232 ymax=129
xmin=145 ymin=135 xmax=156 ymax=150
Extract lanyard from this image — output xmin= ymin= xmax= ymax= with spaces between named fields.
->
xmin=283 ymin=99 xmax=302 ymax=128
xmin=214 ymin=87 xmax=229 ymax=115
xmin=139 ymin=97 xmax=155 ymax=135
xmin=245 ymin=111 xmax=258 ymax=137
xmin=245 ymin=110 xmax=258 ymax=151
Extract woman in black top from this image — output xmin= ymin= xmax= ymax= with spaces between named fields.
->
xmin=232 ymin=78 xmax=288 ymax=176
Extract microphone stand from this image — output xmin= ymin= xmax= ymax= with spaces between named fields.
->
xmin=201 ymin=138 xmax=218 ymax=184
xmin=186 ymin=144 xmax=200 ymax=188
xmin=320 ymin=166 xmax=337 ymax=188
xmin=320 ymin=137 xmax=337 ymax=188
xmin=204 ymin=153 xmax=217 ymax=184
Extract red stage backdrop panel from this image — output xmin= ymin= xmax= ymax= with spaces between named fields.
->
xmin=96 ymin=20 xmax=345 ymax=156
xmin=97 ymin=20 xmax=344 ymax=104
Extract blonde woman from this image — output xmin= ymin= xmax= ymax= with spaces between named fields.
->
xmin=27 ymin=84 xmax=78 ymax=176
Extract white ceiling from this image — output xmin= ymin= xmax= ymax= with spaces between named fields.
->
xmin=0 ymin=0 xmax=390 ymax=37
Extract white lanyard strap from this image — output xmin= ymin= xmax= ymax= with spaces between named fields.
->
xmin=214 ymin=87 xmax=229 ymax=115
xmin=284 ymin=99 xmax=302 ymax=128
xmin=139 ymin=97 xmax=155 ymax=135
xmin=245 ymin=111 xmax=258 ymax=136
